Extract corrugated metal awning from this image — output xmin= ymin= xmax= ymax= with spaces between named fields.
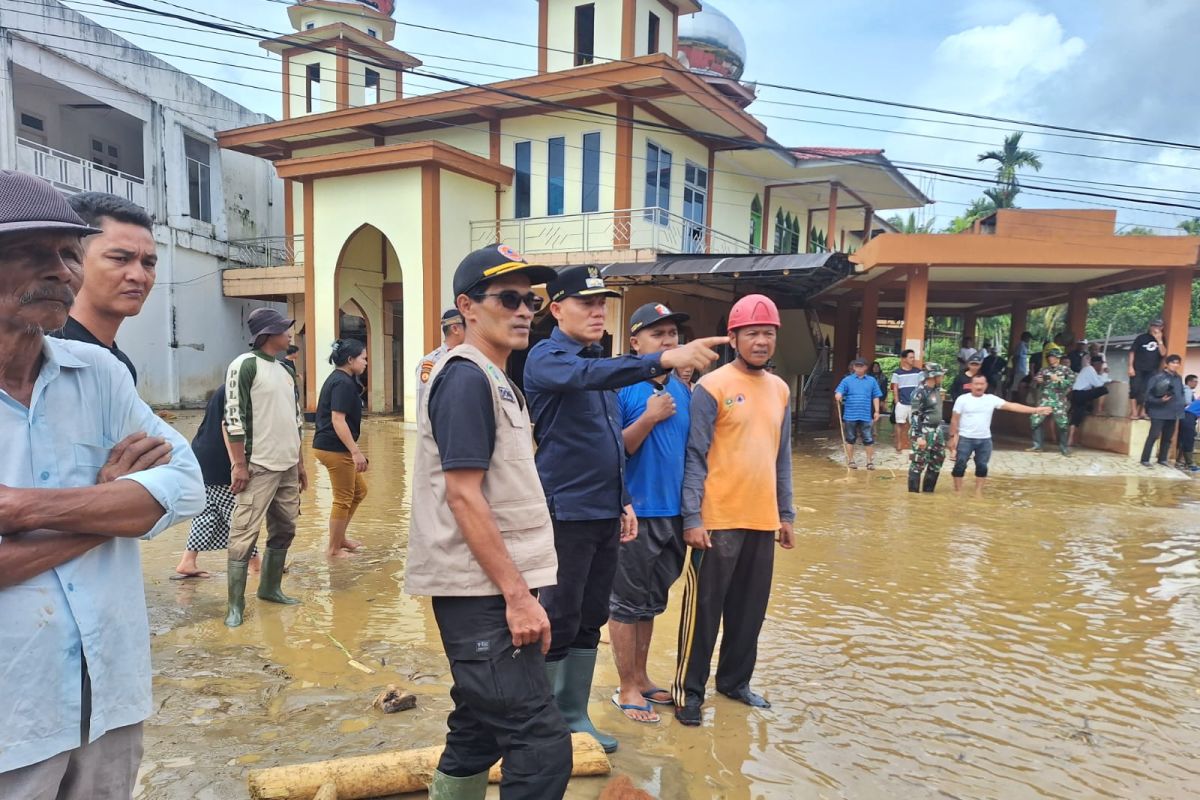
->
xmin=598 ymin=252 xmax=854 ymax=306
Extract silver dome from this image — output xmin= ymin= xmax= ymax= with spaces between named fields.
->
xmin=677 ymin=3 xmax=747 ymax=80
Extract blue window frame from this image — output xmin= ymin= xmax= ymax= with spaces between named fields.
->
xmin=644 ymin=142 xmax=671 ymax=224
xmin=581 ymin=132 xmax=601 ymax=213
xmin=515 ymin=141 xmax=531 ymax=219
xmin=547 ymin=137 xmax=565 ymax=216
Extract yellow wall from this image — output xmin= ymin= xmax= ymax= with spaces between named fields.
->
xmin=347 ymin=62 xmax=400 ymax=107
xmin=439 ymin=170 xmax=499 ymax=309
xmin=386 ymin=124 xmax=490 ymax=160
xmin=710 ymin=166 xmax=763 ymax=249
xmin=335 ymin=225 xmax=386 ymax=410
xmin=634 ymin=0 xmax=677 ymax=57
xmin=499 ymin=110 xmax=617 ymax=218
xmin=630 ymin=108 xmax=708 ymax=245
xmin=545 ymin=0 xmax=624 ymax=72
xmin=288 ymin=50 xmax=340 ymax=118
xmin=311 ymin=168 xmax=424 ymax=418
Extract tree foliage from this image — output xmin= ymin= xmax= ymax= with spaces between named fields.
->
xmin=944 ymin=197 xmax=997 ymax=233
xmin=1178 ymin=218 xmax=1200 ymax=235
xmin=886 ymin=212 xmax=937 ymax=234
xmin=977 ymin=132 xmax=1043 ymax=208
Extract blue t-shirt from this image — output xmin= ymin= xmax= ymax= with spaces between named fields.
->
xmin=835 ymin=373 xmax=883 ymax=422
xmin=618 ymin=375 xmax=691 ymax=517
xmin=1186 ymin=397 xmax=1200 ymax=416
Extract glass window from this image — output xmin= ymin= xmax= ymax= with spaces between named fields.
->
xmin=367 ymin=28 xmax=377 ymax=38
xmin=581 ymin=132 xmax=601 ymax=213
xmin=574 ymin=4 xmax=595 ymax=66
xmin=774 ymin=209 xmax=785 ymax=253
xmin=750 ymin=195 xmax=762 ymax=248
xmin=365 ymin=69 xmax=380 ymax=105
xmin=644 ymin=142 xmax=671 ymax=224
xmin=514 ymin=141 xmax=531 ymax=219
xmin=547 ymin=137 xmax=565 ymax=216
xmin=184 ymin=134 xmax=212 ymax=224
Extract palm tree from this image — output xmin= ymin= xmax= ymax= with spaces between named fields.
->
xmin=1178 ymin=218 xmax=1200 ymax=235
xmin=886 ymin=212 xmax=936 ymax=234
xmin=945 ymin=197 xmax=997 ymax=233
xmin=977 ymin=132 xmax=1043 ymax=208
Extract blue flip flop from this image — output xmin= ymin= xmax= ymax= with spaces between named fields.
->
xmin=641 ymin=687 xmax=673 ymax=706
xmin=611 ymin=693 xmax=660 ymax=723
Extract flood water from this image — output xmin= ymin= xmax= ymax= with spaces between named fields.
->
xmin=136 ymin=415 xmax=1200 ymax=799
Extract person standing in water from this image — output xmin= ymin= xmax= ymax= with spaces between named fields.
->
xmin=907 ymin=362 xmax=947 ymax=494
xmin=313 ymin=339 xmax=370 ymax=558
xmin=950 ymin=374 xmax=1049 ymax=496
xmin=1029 ymin=347 xmax=1075 ymax=456
xmin=673 ymin=294 xmax=795 ymax=727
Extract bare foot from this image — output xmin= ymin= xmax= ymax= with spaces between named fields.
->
xmin=342 ymin=538 xmax=364 ymax=551
xmin=326 ymin=548 xmax=352 ymax=559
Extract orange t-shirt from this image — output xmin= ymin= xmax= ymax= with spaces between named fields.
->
xmin=687 ymin=363 xmax=791 ymax=532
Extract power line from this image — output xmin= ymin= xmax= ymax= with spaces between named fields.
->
xmin=248 ymin=0 xmax=1200 ymax=154
xmin=23 ymin=25 xmax=1200 ymax=224
xmin=34 ymin=0 xmax=1200 ymax=178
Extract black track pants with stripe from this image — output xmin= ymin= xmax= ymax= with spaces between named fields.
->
xmin=672 ymin=529 xmax=775 ymax=706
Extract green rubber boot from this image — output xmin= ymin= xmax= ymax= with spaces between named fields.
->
xmin=1029 ymin=424 xmax=1044 ymax=452
xmin=224 ymin=559 xmax=248 ymax=628
xmin=557 ymin=647 xmax=618 ymax=753
xmin=428 ymin=769 xmax=488 ymax=799
xmin=256 ymin=548 xmax=300 ymax=605
xmin=545 ymin=658 xmax=563 ymax=695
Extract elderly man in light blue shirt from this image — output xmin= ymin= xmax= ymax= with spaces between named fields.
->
xmin=0 ymin=171 xmax=204 ymax=799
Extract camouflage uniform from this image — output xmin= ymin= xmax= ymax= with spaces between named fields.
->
xmin=1031 ymin=361 xmax=1075 ymax=454
xmin=908 ymin=363 xmax=947 ymax=493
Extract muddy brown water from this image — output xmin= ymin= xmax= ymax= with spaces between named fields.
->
xmin=135 ymin=415 xmax=1200 ymax=799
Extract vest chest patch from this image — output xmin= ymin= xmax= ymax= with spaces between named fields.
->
xmin=498 ymin=386 xmax=517 ymax=404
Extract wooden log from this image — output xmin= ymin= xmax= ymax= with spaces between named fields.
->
xmin=247 ymin=732 xmax=610 ymax=799
xmin=312 ymin=783 xmax=338 ymax=800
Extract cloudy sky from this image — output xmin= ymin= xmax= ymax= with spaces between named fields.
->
xmin=55 ymin=0 xmax=1200 ymax=233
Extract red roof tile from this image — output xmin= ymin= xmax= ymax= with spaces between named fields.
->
xmin=791 ymin=147 xmax=884 ymax=161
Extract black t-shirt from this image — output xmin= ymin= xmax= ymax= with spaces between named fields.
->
xmin=53 ymin=317 xmax=137 ymax=384
xmin=428 ymin=360 xmax=498 ymax=470
xmin=192 ymin=385 xmax=231 ymax=485
xmin=1068 ymin=349 xmax=1085 ymax=372
xmin=949 ymin=370 xmax=976 ymax=401
xmin=1132 ymin=332 xmax=1163 ymax=373
xmin=313 ymin=369 xmax=363 ymax=452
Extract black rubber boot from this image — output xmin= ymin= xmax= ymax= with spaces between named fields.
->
xmin=922 ymin=471 xmax=940 ymax=493
xmin=224 ymin=559 xmax=248 ymax=628
xmin=908 ymin=471 xmax=922 ymax=493
xmin=256 ymin=548 xmax=300 ymax=605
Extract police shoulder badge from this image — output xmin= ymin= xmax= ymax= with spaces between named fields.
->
xmin=419 ymin=359 xmax=434 ymax=383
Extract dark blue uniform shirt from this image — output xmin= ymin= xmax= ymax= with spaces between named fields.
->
xmin=524 ymin=326 xmax=664 ymax=521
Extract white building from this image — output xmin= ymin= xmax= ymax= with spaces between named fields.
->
xmin=0 ymin=0 xmax=284 ymax=405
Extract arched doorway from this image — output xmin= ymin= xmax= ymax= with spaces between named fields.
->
xmin=333 ymin=224 xmax=403 ymax=414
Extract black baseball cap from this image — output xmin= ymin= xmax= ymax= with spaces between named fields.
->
xmin=548 ymin=265 xmax=621 ymax=303
xmin=453 ymin=244 xmax=557 ymax=297
xmin=441 ymin=308 xmax=463 ymax=327
xmin=629 ymin=302 xmax=689 ymax=334
xmin=851 ymin=357 xmax=867 ymax=366
xmin=967 ymin=354 xmax=983 ymax=364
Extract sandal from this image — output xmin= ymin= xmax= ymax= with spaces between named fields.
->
xmin=849 ymin=462 xmax=859 ymax=470
xmin=641 ymin=687 xmax=673 ymax=706
xmin=866 ymin=462 xmax=875 ymax=470
xmin=611 ymin=693 xmax=660 ymax=724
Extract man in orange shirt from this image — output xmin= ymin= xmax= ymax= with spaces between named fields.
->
xmin=672 ymin=294 xmax=796 ymax=727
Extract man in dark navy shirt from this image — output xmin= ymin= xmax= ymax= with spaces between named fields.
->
xmin=523 ymin=265 xmax=725 ymax=753
xmin=50 ymin=193 xmax=156 ymax=384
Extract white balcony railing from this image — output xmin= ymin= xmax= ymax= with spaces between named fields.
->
xmin=227 ymin=235 xmax=304 ymax=268
xmin=16 ymin=138 xmax=146 ymax=206
xmin=470 ymin=208 xmax=763 ymax=257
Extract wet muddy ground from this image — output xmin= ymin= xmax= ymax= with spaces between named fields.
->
xmin=135 ymin=415 xmax=1200 ymax=799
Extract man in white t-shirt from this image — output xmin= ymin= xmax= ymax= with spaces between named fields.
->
xmin=889 ymin=349 xmax=923 ymax=452
xmin=949 ymin=374 xmax=1049 ymax=496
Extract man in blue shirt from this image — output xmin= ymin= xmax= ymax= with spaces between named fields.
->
xmin=835 ymin=357 xmax=883 ymax=469
xmin=609 ymin=302 xmax=692 ymax=725
xmin=0 ymin=171 xmax=204 ymax=797
xmin=524 ymin=266 xmax=724 ymax=753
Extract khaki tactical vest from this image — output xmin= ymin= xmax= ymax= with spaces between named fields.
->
xmin=405 ymin=344 xmax=557 ymax=596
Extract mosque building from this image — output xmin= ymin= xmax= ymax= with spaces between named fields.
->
xmin=219 ymin=0 xmax=927 ymax=417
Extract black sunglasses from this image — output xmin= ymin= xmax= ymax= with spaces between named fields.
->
xmin=476 ymin=291 xmax=544 ymax=312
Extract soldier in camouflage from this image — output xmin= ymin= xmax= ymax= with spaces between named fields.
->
xmin=1030 ymin=347 xmax=1075 ymax=456
xmin=908 ymin=362 xmax=947 ymax=493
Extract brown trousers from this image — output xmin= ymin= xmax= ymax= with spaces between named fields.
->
xmin=228 ymin=463 xmax=300 ymax=561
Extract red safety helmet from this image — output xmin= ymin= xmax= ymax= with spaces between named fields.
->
xmin=727 ymin=294 xmax=781 ymax=332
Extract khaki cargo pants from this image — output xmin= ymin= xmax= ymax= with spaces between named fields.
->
xmin=228 ymin=463 xmax=300 ymax=562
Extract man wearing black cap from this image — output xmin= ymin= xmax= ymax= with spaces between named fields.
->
xmin=524 ymin=265 xmax=726 ymax=753
xmin=406 ymin=244 xmax=571 ymax=799
xmin=0 ymin=171 xmax=204 ymax=797
xmin=415 ymin=307 xmax=466 ymax=411
xmin=609 ymin=302 xmax=692 ymax=724
xmin=49 ymin=192 xmax=156 ymax=384
xmin=222 ymin=307 xmax=306 ymax=627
